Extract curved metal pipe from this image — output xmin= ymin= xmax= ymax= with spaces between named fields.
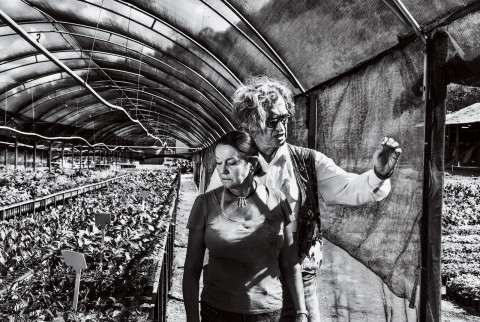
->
xmin=0 ymin=8 xmax=167 ymax=146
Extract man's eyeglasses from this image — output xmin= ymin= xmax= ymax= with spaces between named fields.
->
xmin=265 ymin=115 xmax=292 ymax=129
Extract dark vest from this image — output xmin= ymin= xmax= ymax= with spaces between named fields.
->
xmin=287 ymin=144 xmax=322 ymax=260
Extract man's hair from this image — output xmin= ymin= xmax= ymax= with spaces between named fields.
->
xmin=232 ymin=76 xmax=295 ymax=133
xmin=215 ymin=130 xmax=265 ymax=176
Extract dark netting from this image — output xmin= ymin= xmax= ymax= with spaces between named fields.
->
xmin=126 ymin=0 xmax=296 ymax=86
xmin=308 ymin=38 xmax=426 ymax=306
xmin=443 ymin=9 xmax=480 ymax=79
xmin=401 ymin=0 xmax=479 ymax=26
xmin=195 ymin=39 xmax=426 ymax=317
xmin=227 ymin=0 xmax=413 ymax=89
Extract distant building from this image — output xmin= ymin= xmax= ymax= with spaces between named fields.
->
xmin=445 ymin=103 xmax=480 ymax=167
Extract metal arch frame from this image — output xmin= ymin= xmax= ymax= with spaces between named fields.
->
xmin=218 ymin=0 xmax=305 ymax=92
xmin=63 ymin=102 xmax=215 ymax=146
xmin=19 ymin=89 xmax=216 ymax=147
xmin=83 ymin=122 xmax=201 ymax=147
xmin=89 ymin=121 xmax=202 ymax=147
xmin=387 ymin=0 xmax=426 ymax=43
xmin=113 ymin=0 xmax=303 ymax=90
xmin=0 ymin=45 xmax=233 ymax=113
xmin=0 ymin=25 xmax=235 ymax=126
xmin=8 ymin=69 xmax=225 ymax=128
xmin=22 ymin=0 xmax=241 ymax=87
xmin=0 ymin=27 xmax=234 ymax=115
xmin=60 ymin=0 xmax=243 ymax=84
xmin=1 ymin=52 xmax=230 ymax=126
xmin=87 ymin=64 xmax=229 ymax=128
xmin=7 ymin=78 xmax=222 ymax=134
xmin=0 ymin=22 xmax=237 ymax=140
xmin=5 ymin=66 xmax=229 ymax=138
xmin=0 ymin=125 xmax=134 ymax=151
xmin=101 ymin=90 xmax=225 ymax=138
xmin=2 ymin=64 xmax=230 ymax=133
xmin=38 ymin=92 xmax=217 ymax=145
xmin=50 ymin=111 xmax=204 ymax=147
xmin=41 ymin=90 xmax=218 ymax=141
xmin=0 ymin=8 xmax=168 ymax=146
xmin=196 ymin=0 xmax=305 ymax=92
xmin=2 ymin=26 xmax=152 ymax=126
xmin=45 ymin=115 xmax=203 ymax=148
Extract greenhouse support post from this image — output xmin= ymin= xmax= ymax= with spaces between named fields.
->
xmin=33 ymin=141 xmax=37 ymax=172
xmin=48 ymin=141 xmax=52 ymax=171
xmin=14 ymin=138 xmax=18 ymax=170
xmin=421 ymin=31 xmax=447 ymax=322
xmin=307 ymin=93 xmax=318 ymax=149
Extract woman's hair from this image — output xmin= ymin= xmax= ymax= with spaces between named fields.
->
xmin=215 ymin=130 xmax=265 ymax=176
xmin=231 ymin=76 xmax=295 ymax=133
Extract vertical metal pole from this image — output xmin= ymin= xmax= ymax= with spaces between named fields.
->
xmin=93 ymin=147 xmax=96 ymax=169
xmin=79 ymin=145 xmax=83 ymax=171
xmin=48 ymin=141 xmax=52 ymax=171
xmin=3 ymin=147 xmax=7 ymax=168
xmin=62 ymin=143 xmax=65 ymax=169
xmin=71 ymin=143 xmax=74 ymax=168
xmin=33 ymin=141 xmax=37 ymax=172
xmin=23 ymin=146 xmax=27 ymax=169
xmin=420 ymin=31 xmax=447 ymax=322
xmin=455 ymin=125 xmax=460 ymax=166
xmin=307 ymin=93 xmax=318 ymax=149
xmin=14 ymin=138 xmax=18 ymax=170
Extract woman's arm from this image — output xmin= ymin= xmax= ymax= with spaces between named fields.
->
xmin=183 ymin=229 xmax=206 ymax=322
xmin=279 ymin=222 xmax=307 ymax=322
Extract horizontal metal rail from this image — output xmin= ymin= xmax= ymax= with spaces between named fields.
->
xmin=0 ymin=174 xmax=129 ymax=220
xmin=150 ymin=175 xmax=180 ymax=322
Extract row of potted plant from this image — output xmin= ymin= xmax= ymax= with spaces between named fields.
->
xmin=0 ymin=169 xmax=179 ymax=321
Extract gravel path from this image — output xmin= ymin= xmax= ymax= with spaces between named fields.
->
xmin=166 ymin=174 xmax=197 ymax=321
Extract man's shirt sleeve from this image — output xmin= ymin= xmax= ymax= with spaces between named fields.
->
xmin=314 ymin=151 xmax=391 ymax=205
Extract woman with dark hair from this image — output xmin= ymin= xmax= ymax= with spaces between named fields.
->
xmin=183 ymin=130 xmax=307 ymax=322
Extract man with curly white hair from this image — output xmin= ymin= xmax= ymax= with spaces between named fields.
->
xmin=207 ymin=76 xmax=402 ymax=321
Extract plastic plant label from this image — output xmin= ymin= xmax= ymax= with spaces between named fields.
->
xmin=61 ymin=250 xmax=87 ymax=312
xmin=139 ymin=190 xmax=150 ymax=200
xmin=61 ymin=250 xmax=87 ymax=270
xmin=95 ymin=213 xmax=111 ymax=230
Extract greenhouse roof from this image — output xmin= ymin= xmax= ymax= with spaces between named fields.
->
xmin=0 ymin=0 xmax=478 ymax=148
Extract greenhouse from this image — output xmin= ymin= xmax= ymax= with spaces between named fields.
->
xmin=1 ymin=0 xmax=480 ymax=321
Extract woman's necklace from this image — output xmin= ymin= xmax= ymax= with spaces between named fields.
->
xmin=223 ymin=181 xmax=257 ymax=208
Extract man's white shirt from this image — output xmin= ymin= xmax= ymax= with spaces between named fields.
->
xmin=207 ymin=144 xmax=391 ymax=233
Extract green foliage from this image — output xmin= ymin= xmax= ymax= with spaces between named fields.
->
xmin=0 ymin=169 xmax=121 ymax=207
xmin=442 ymin=176 xmax=480 ymax=304
xmin=447 ymin=274 xmax=480 ymax=299
xmin=446 ymin=83 xmax=480 ymax=113
xmin=0 ymin=169 xmax=178 ymax=321
xmin=443 ymin=176 xmax=480 ymax=228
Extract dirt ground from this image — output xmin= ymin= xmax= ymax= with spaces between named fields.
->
xmin=166 ymin=174 xmax=479 ymax=321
